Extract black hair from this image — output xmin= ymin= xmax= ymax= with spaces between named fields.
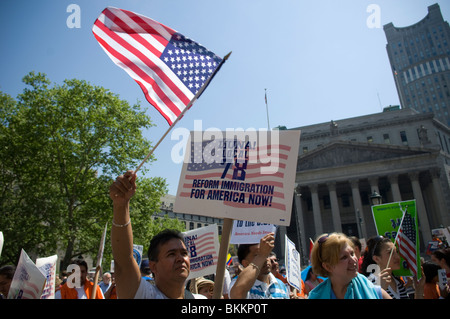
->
xmin=147 ymin=229 xmax=185 ymax=262
xmin=422 ymin=261 xmax=441 ymax=283
xmin=70 ymin=259 xmax=88 ymax=271
xmin=348 ymin=236 xmax=362 ymax=251
xmin=360 ymin=236 xmax=392 ymax=276
xmin=237 ymin=244 xmax=254 ymax=264
xmin=432 ymin=248 xmax=450 ymax=267
xmin=0 ymin=265 xmax=16 ymax=280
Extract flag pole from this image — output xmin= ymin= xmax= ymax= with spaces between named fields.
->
xmin=91 ymin=222 xmax=108 ymax=299
xmin=385 ymin=204 xmax=408 ymax=270
xmin=265 ymin=88 xmax=270 ymax=130
xmin=133 ymin=51 xmax=232 ymax=175
xmin=212 ymin=217 xmax=233 ymax=299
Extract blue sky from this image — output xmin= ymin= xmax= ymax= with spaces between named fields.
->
xmin=1 ymin=0 xmax=448 ymax=195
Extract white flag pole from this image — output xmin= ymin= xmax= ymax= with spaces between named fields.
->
xmin=91 ymin=222 xmax=108 ymax=299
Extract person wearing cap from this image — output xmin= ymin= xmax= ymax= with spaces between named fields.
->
xmin=190 ymin=277 xmax=215 ymax=299
xmin=140 ymin=259 xmax=153 ymax=282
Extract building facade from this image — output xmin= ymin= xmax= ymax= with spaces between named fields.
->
xmin=156 ymin=194 xmax=224 ymax=234
xmin=283 ymin=107 xmax=450 ymax=265
xmin=384 ymin=3 xmax=450 ymax=125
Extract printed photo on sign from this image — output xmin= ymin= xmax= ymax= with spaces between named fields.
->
xmin=174 ymin=130 xmax=301 ymax=226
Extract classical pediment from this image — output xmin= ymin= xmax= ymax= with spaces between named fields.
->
xmin=297 ymin=141 xmax=437 ymax=171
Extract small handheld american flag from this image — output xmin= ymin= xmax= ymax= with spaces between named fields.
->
xmin=92 ymin=7 xmax=230 ymax=173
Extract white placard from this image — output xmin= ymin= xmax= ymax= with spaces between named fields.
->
xmin=182 ymin=224 xmax=219 ymax=280
xmin=285 ymin=235 xmax=301 ymax=291
xmin=230 ymin=220 xmax=277 ymax=244
xmin=174 ymin=130 xmax=301 ymax=226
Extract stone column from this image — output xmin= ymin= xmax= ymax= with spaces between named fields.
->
xmin=350 ymin=179 xmax=367 ymax=239
xmin=310 ymin=184 xmax=323 ymax=236
xmin=409 ymin=172 xmax=432 ymax=244
xmin=294 ymin=192 xmax=308 ymax=265
xmin=388 ymin=174 xmax=402 ymax=202
xmin=430 ymin=169 xmax=450 ymax=226
xmin=327 ymin=182 xmax=342 ymax=233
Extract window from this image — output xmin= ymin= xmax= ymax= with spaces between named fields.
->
xmin=367 ymin=136 xmax=373 ymax=143
xmin=400 ymin=131 xmax=408 ymax=145
xmin=383 ymin=133 xmax=391 ymax=144
xmin=323 ymin=195 xmax=330 ymax=209
xmin=341 ymin=194 xmax=351 ymax=207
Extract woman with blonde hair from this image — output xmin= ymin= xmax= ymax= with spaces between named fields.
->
xmin=308 ymin=233 xmax=391 ymax=299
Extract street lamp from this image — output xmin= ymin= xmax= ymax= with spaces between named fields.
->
xmin=370 ymin=190 xmax=382 ymax=206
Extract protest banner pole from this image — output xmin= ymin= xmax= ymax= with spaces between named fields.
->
xmin=91 ymin=222 xmax=108 ymax=299
xmin=133 ymin=51 xmax=232 ymax=175
xmin=212 ymin=217 xmax=233 ymax=299
xmin=385 ymin=205 xmax=408 ymax=270
xmin=264 ymin=89 xmax=270 ymax=131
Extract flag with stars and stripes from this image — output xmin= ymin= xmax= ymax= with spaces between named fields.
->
xmin=395 ymin=207 xmax=420 ymax=278
xmin=92 ymin=7 xmax=224 ymax=125
xmin=372 ymin=200 xmax=421 ymax=279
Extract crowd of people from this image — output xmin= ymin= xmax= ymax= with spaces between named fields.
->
xmin=1 ymin=170 xmax=450 ymax=300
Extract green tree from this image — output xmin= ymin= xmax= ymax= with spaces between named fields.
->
xmin=0 ymin=72 xmax=177 ymax=269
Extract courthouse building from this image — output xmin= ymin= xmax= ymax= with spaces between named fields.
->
xmin=281 ymin=106 xmax=450 ymax=264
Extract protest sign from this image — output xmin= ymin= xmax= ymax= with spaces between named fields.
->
xmin=285 ymin=235 xmax=301 ymax=291
xmin=174 ymin=130 xmax=301 ymax=226
xmin=0 ymin=231 xmax=3 ymax=258
xmin=438 ymin=269 xmax=448 ymax=290
xmin=230 ymin=220 xmax=277 ymax=244
xmin=133 ymin=244 xmax=144 ymax=267
xmin=182 ymin=224 xmax=219 ymax=280
xmin=372 ymin=200 xmax=421 ymax=278
xmin=8 ymin=249 xmax=47 ymax=299
xmin=36 ymin=255 xmax=57 ymax=299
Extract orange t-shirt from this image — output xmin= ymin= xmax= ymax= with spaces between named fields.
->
xmin=60 ymin=279 xmax=104 ymax=299
xmin=424 ymin=282 xmax=440 ymax=299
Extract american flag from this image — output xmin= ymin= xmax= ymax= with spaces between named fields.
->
xmin=92 ymin=7 xmax=223 ymax=125
xmin=189 ymin=231 xmax=217 ymax=260
xmin=179 ymin=138 xmax=290 ymax=211
xmin=395 ymin=208 xmax=419 ymax=277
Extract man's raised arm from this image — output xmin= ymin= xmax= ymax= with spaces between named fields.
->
xmin=109 ymin=170 xmax=141 ymax=299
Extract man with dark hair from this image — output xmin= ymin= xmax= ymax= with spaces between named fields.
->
xmin=58 ymin=259 xmax=104 ymax=299
xmin=230 ymin=233 xmax=289 ymax=299
xmin=110 ymin=171 xmax=204 ymax=299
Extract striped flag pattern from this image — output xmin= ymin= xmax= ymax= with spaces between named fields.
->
xmin=92 ymin=7 xmax=223 ymax=125
xmin=179 ymin=138 xmax=291 ymax=211
xmin=183 ymin=225 xmax=219 ymax=279
xmin=395 ymin=209 xmax=418 ymax=277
